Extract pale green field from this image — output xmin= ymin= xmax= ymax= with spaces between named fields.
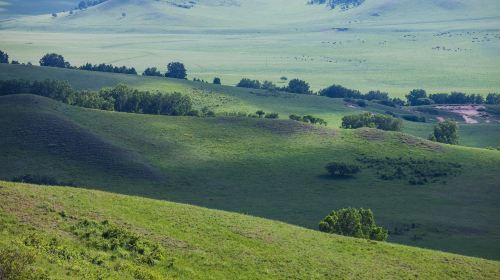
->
xmin=0 ymin=0 xmax=499 ymax=95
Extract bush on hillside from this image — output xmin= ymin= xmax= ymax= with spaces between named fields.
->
xmin=11 ymin=174 xmax=73 ymax=186
xmin=325 ymin=162 xmax=361 ymax=177
xmin=165 ymin=62 xmax=187 ymax=79
xmin=265 ymin=113 xmax=279 ymax=119
xmin=319 ymin=208 xmax=388 ymax=241
xmin=429 ymin=120 xmax=459 ymax=145
xmin=486 ymin=93 xmax=500 ymax=105
xmin=213 ymin=77 xmax=221 ymax=85
xmin=0 ymin=50 xmax=9 ymax=63
xmin=286 ymin=79 xmax=310 ymax=94
xmin=341 ymin=112 xmax=402 ymax=131
xmin=289 ymin=114 xmax=327 ymax=126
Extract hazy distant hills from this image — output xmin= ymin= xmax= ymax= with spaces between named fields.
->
xmin=1 ymin=0 xmax=499 ymax=32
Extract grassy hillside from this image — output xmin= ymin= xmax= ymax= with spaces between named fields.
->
xmin=1 ymin=181 xmax=499 ymax=279
xmin=1 ymin=93 xmax=500 ymax=260
xmin=1 ymin=63 xmax=499 ymax=148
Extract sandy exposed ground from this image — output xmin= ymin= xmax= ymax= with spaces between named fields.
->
xmin=435 ymin=105 xmax=487 ymax=124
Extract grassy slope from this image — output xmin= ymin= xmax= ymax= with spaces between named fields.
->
xmin=1 ymin=93 xmax=500 ymax=260
xmin=1 ymin=181 xmax=499 ymax=279
xmin=1 ymin=63 xmax=498 ymax=148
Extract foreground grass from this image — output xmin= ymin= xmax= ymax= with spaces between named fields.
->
xmin=1 ymin=181 xmax=499 ymax=279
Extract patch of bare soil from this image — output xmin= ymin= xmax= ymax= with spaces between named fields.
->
xmin=398 ymin=134 xmax=443 ymax=152
xmin=356 ymin=128 xmax=385 ymax=141
xmin=434 ymin=105 xmax=487 ymax=124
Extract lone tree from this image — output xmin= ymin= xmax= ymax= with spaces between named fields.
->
xmin=429 ymin=120 xmax=459 ymax=145
xmin=213 ymin=77 xmax=221 ymax=85
xmin=319 ymin=208 xmax=388 ymax=241
xmin=256 ymin=110 xmax=266 ymax=118
xmin=39 ymin=53 xmax=69 ymax=68
xmin=165 ymin=62 xmax=187 ymax=79
xmin=286 ymin=78 xmax=310 ymax=94
xmin=0 ymin=50 xmax=9 ymax=63
xmin=325 ymin=162 xmax=361 ymax=177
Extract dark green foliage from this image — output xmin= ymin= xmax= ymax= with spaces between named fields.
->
xmin=165 ymin=62 xmax=187 ymax=79
xmin=11 ymin=174 xmax=73 ymax=186
xmin=429 ymin=120 xmax=459 ymax=145
xmin=319 ymin=208 xmax=387 ymax=241
xmin=325 ymin=162 xmax=361 ymax=177
xmin=319 ymin=84 xmax=362 ymax=99
xmin=142 ymin=67 xmax=162 ymax=77
xmin=289 ymin=114 xmax=327 ymax=125
xmin=237 ymin=78 xmax=261 ymax=89
xmin=286 ymin=79 xmax=310 ymax=94
xmin=0 ymin=79 xmax=193 ymax=117
xmin=0 ymin=50 xmax=8 ymax=64
xmin=261 ymin=80 xmax=277 ymax=91
xmin=79 ymin=63 xmax=137 ymax=75
xmin=356 ymin=156 xmax=462 ymax=185
xmin=429 ymin=92 xmax=485 ymax=105
xmin=0 ymin=247 xmax=47 ymax=280
xmin=39 ymin=53 xmax=69 ymax=68
xmin=213 ymin=77 xmax=221 ymax=85
xmin=486 ymin=93 xmax=500 ymax=105
xmin=265 ymin=113 xmax=279 ymax=119
xmin=71 ymin=219 xmax=164 ymax=266
xmin=256 ymin=110 xmax=266 ymax=118
xmin=341 ymin=112 xmax=402 ymax=131
xmin=401 ymin=115 xmax=426 ymax=123
xmin=406 ymin=89 xmax=427 ymax=106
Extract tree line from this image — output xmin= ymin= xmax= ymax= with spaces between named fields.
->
xmin=0 ymin=79 xmax=194 ymax=116
xmin=2 ymin=50 xmax=498 ymax=105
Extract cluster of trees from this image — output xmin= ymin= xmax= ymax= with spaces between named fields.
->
xmin=37 ymin=53 xmax=189 ymax=79
xmin=289 ymin=114 xmax=328 ymax=126
xmin=320 ymin=85 xmax=405 ymax=106
xmin=79 ymin=63 xmax=137 ymax=75
xmin=429 ymin=120 xmax=459 ymax=145
xmin=255 ymin=110 xmax=279 ymax=119
xmin=0 ymin=79 xmax=194 ymax=116
xmin=142 ymin=62 xmax=187 ymax=79
xmin=236 ymin=78 xmax=311 ymax=94
xmin=325 ymin=162 xmax=361 ymax=177
xmin=319 ymin=208 xmax=388 ymax=241
xmin=406 ymin=89 xmax=500 ymax=105
xmin=341 ymin=112 xmax=402 ymax=131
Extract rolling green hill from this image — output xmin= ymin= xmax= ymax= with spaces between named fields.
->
xmin=1 ymin=181 xmax=499 ymax=279
xmin=1 ymin=63 xmax=499 ymax=148
xmin=1 ymin=91 xmax=500 ymax=260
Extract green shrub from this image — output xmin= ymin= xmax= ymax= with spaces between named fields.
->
xmin=341 ymin=112 xmax=402 ymax=131
xmin=265 ymin=113 xmax=279 ymax=119
xmin=325 ymin=162 xmax=361 ymax=177
xmin=429 ymin=120 xmax=459 ymax=145
xmin=0 ymin=247 xmax=43 ymax=280
xmin=319 ymin=208 xmax=388 ymax=241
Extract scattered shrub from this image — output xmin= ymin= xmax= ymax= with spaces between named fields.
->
xmin=265 ymin=113 xmax=279 ymax=119
xmin=237 ymin=78 xmax=261 ymax=89
xmin=213 ymin=77 xmax=221 ymax=85
xmin=401 ymin=115 xmax=426 ymax=123
xmin=286 ymin=79 xmax=310 ymax=94
xmin=165 ymin=62 xmax=187 ymax=79
xmin=39 ymin=53 xmax=69 ymax=68
xmin=0 ymin=50 xmax=9 ymax=64
xmin=325 ymin=162 xmax=361 ymax=177
xmin=142 ymin=67 xmax=162 ymax=77
xmin=11 ymin=174 xmax=73 ymax=186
